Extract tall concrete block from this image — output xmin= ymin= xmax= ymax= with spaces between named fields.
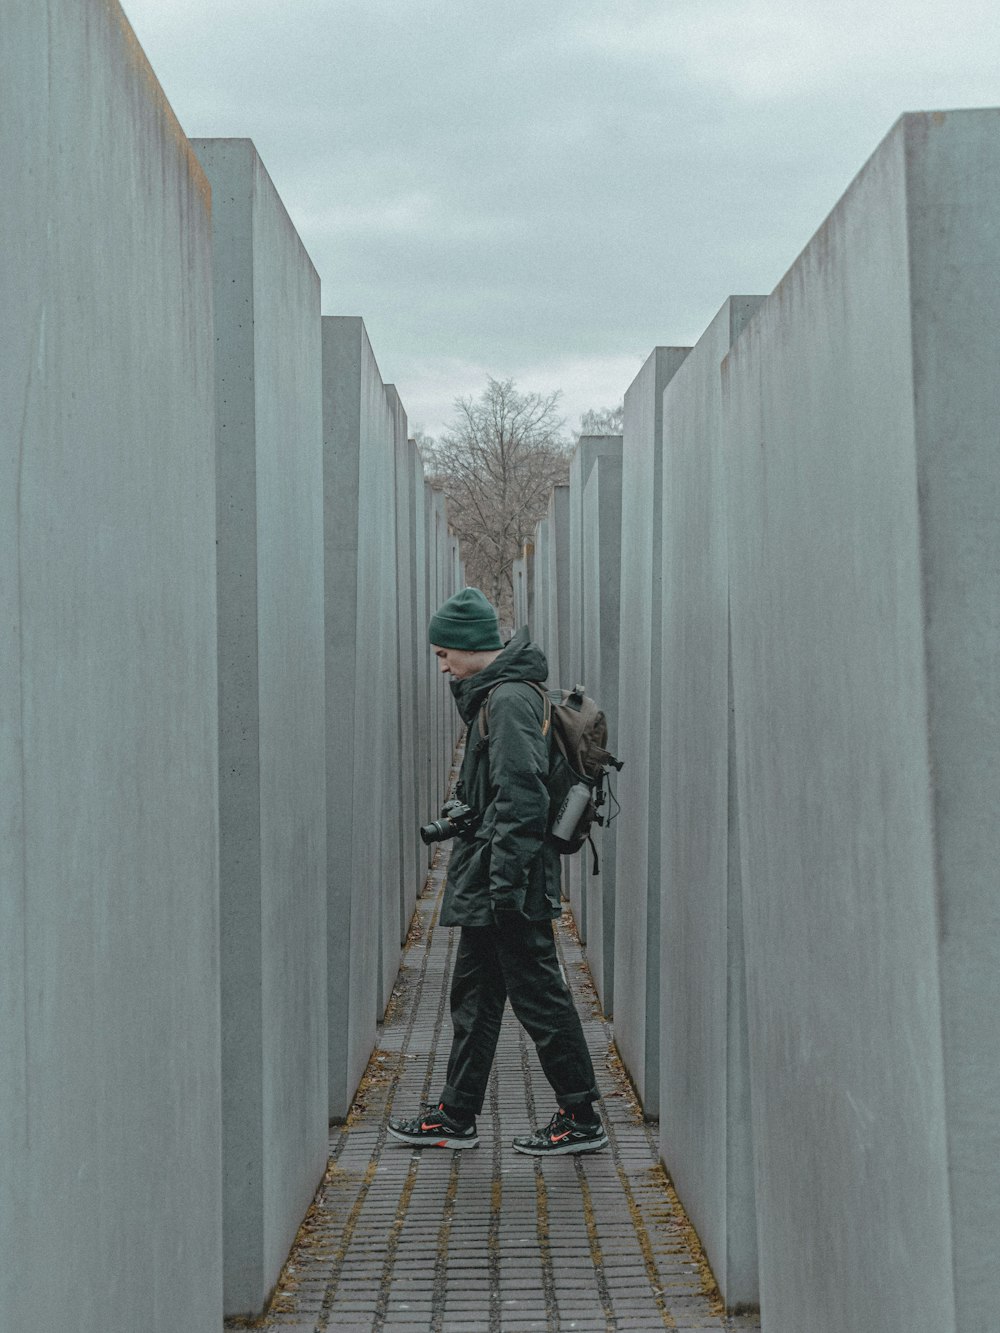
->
xmin=322 ymin=317 xmax=364 ymax=1120
xmin=322 ymin=316 xmax=404 ymax=1119
xmin=568 ymin=438 xmax=624 ymax=684
xmin=432 ymin=491 xmax=445 ymax=795
xmin=533 ymin=517 xmax=551 ymax=661
xmin=428 ymin=488 xmax=440 ymax=801
xmin=613 ymin=346 xmax=689 ymax=1116
xmin=391 ymin=398 xmax=430 ymax=933
xmin=540 ymin=485 xmax=572 ymax=917
xmin=512 ymin=554 xmax=525 ymax=630
xmin=377 ymin=457 xmax=403 ymax=1014
xmin=724 ymin=110 xmax=1000 ymax=1332
xmin=544 ymin=486 xmax=570 ymax=690
xmin=512 ymin=548 xmax=531 ymax=629
xmin=425 ymin=484 xmax=441 ymax=813
xmin=430 ymin=490 xmax=453 ymax=796
xmin=2 ymin=6 xmax=222 ymax=1328
xmin=659 ymin=297 xmax=764 ymax=1312
xmin=193 ymin=138 xmax=328 ymax=1319
xmin=422 ymin=482 xmax=433 ymax=807
xmin=566 ymin=438 xmax=624 ymax=940
xmin=524 ymin=541 xmax=536 ymax=633
xmin=420 ymin=480 xmax=441 ymax=833
xmin=410 ymin=446 xmax=432 ymax=832
xmin=388 ymin=387 xmax=416 ymax=948
xmin=448 ymin=534 xmax=464 ymax=753
xmin=581 ymin=451 xmax=623 ymax=1015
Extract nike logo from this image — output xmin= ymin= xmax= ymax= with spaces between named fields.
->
xmin=421 ymin=1121 xmax=444 ymax=1131
xmin=550 ymin=1130 xmax=574 ymax=1142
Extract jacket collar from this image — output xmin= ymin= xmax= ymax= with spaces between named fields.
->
xmin=450 ymin=626 xmax=548 ymax=724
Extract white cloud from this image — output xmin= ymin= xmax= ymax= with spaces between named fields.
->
xmin=294 ymin=195 xmax=524 ymax=244
xmin=515 ymin=353 xmax=645 ymax=434
xmin=575 ymin=0 xmax=1000 ymax=101
xmin=392 ymin=356 xmax=495 ymax=438
xmin=120 ymin=0 xmax=1000 ymax=437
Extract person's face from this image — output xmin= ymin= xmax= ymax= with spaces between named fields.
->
xmin=431 ymin=644 xmax=487 ymax=680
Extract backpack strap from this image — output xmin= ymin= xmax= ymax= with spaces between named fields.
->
xmin=478 ymin=680 xmax=550 ymax=745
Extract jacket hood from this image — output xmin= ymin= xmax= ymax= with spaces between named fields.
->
xmin=450 ymin=626 xmax=548 ymax=723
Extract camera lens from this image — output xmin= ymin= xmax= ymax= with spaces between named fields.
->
xmin=419 ymin=819 xmax=449 ymax=845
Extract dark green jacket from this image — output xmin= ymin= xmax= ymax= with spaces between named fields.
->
xmin=441 ymin=628 xmax=562 ymax=927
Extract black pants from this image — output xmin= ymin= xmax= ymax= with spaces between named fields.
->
xmin=442 ymin=918 xmax=600 ymax=1116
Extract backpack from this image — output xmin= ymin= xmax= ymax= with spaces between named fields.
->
xmin=478 ymin=681 xmax=622 ymax=873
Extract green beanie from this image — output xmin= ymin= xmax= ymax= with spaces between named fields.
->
xmin=429 ymin=587 xmax=503 ymax=651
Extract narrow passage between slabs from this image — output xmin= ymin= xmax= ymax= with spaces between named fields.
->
xmin=235 ymin=827 xmax=762 ymax=1332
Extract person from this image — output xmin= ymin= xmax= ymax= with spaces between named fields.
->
xmin=388 ymin=587 xmax=607 ymax=1156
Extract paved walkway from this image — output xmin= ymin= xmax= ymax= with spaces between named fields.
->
xmin=235 ymin=835 xmax=762 ymax=1332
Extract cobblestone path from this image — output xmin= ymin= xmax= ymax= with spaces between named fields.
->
xmin=235 ymin=842 xmax=762 ymax=1332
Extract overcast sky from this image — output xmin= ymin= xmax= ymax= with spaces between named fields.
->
xmin=122 ymin=0 xmax=998 ymax=438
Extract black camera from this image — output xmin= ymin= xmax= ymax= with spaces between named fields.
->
xmin=419 ymin=799 xmax=477 ymax=845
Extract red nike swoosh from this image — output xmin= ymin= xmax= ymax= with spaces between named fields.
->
xmin=421 ymin=1121 xmax=444 ymax=1131
xmin=550 ymin=1130 xmax=573 ymax=1142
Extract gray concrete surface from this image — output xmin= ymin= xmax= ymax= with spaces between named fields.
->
xmin=532 ymin=514 xmax=550 ymax=653
xmin=565 ymin=437 xmax=625 ymax=942
xmin=410 ymin=443 xmax=432 ymax=839
xmin=724 ymin=109 xmax=1000 ymax=1332
xmin=541 ymin=486 xmax=574 ymax=924
xmin=194 ymin=137 xmax=328 ymax=1321
xmin=612 ymin=346 xmax=690 ymax=1117
xmin=541 ymin=486 xmax=570 ymax=694
xmin=431 ymin=493 xmax=462 ymax=803
xmin=524 ymin=540 xmax=536 ymax=629
xmin=429 ymin=489 xmax=442 ymax=806
xmin=1 ymin=7 xmax=224 ymax=1330
xmin=581 ymin=450 xmax=624 ymax=1018
xmin=392 ymin=412 xmax=423 ymax=934
xmin=659 ymin=297 xmax=764 ymax=1312
xmin=423 ymin=483 xmax=439 ymax=845
xmin=389 ymin=388 xmax=417 ymax=947
xmin=322 ymin=317 xmax=414 ymax=1124
xmin=511 ymin=549 xmax=528 ymax=630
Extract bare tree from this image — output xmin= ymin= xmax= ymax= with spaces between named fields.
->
xmin=421 ymin=377 xmax=571 ymax=623
xmin=574 ymin=403 xmax=624 ymax=439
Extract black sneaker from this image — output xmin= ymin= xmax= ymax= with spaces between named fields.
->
xmin=387 ymin=1102 xmax=479 ymax=1149
xmin=512 ymin=1107 xmax=609 ymax=1156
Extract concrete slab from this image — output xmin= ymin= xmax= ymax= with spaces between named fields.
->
xmin=568 ymin=437 xmax=625 ymax=688
xmin=659 ymin=296 xmax=764 ymax=1312
xmin=612 ymin=346 xmax=690 ymax=1117
xmin=410 ymin=445 xmax=432 ymax=836
xmin=566 ymin=438 xmax=623 ymax=943
xmin=194 ymin=137 xmax=328 ymax=1320
xmin=388 ymin=386 xmax=415 ymax=947
xmin=432 ymin=491 xmax=451 ymax=797
xmin=533 ymin=516 xmax=550 ymax=655
xmin=511 ymin=553 xmax=525 ymax=630
xmin=524 ymin=541 xmax=536 ymax=632
xmin=396 ymin=429 xmax=427 ymax=923
xmin=724 ymin=109 xmax=1000 ymax=1332
xmin=545 ymin=485 xmax=571 ymax=692
xmin=322 ymin=316 xmax=403 ymax=1121
xmin=1 ymin=6 xmax=222 ymax=1328
xmin=425 ymin=484 xmax=442 ymax=817
xmin=581 ymin=451 xmax=624 ymax=1015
